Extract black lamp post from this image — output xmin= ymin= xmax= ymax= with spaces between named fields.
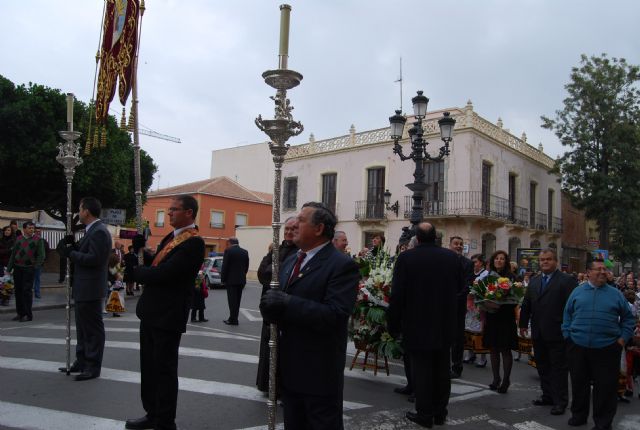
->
xmin=389 ymin=90 xmax=456 ymax=243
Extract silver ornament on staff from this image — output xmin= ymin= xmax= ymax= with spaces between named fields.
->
xmin=56 ymin=93 xmax=83 ymax=375
xmin=255 ymin=4 xmax=303 ymax=429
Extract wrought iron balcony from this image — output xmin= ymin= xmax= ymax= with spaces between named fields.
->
xmin=508 ymin=205 xmax=530 ymax=227
xmin=355 ymin=200 xmax=386 ymax=220
xmin=403 ymin=191 xmax=512 ymax=220
xmin=397 ymin=191 xmax=564 ymax=232
xmin=535 ymin=212 xmax=548 ymax=231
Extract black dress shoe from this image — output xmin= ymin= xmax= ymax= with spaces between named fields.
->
xmin=20 ymin=316 xmax=33 ymax=322
xmin=199 ymin=318 xmax=209 ymax=322
xmin=450 ymin=370 xmax=461 ymax=379
xmin=223 ymin=319 xmax=238 ymax=325
xmin=568 ymin=416 xmax=587 ymax=426
xmin=532 ymin=397 xmax=554 ymax=406
xmin=550 ymin=406 xmax=566 ymax=415
xmin=59 ymin=362 xmax=83 ymax=373
xmin=434 ymin=415 xmax=446 ymax=425
xmin=394 ymin=385 xmax=412 ymax=395
xmin=11 ymin=315 xmax=21 ymax=321
xmin=406 ymin=411 xmax=433 ymax=428
xmin=125 ymin=416 xmax=155 ymax=429
xmin=74 ymin=371 xmax=99 ymax=381
xmin=190 ymin=319 xmax=198 ymax=323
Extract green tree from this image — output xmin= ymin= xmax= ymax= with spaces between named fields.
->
xmin=0 ymin=75 xmax=157 ymax=224
xmin=541 ymin=54 xmax=640 ymax=258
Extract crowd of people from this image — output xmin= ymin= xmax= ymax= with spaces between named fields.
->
xmin=4 ymin=198 xmax=640 ymax=429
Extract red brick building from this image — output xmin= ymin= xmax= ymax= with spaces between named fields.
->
xmin=142 ymin=177 xmax=272 ymax=255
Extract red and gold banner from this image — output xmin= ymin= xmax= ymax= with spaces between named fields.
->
xmin=95 ymin=0 xmax=139 ymax=124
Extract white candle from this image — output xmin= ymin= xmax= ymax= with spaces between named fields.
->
xmin=66 ymin=93 xmax=74 ymax=131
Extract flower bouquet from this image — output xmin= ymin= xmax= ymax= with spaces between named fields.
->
xmin=0 ymin=273 xmax=14 ymax=305
xmin=349 ymin=252 xmax=403 ymax=359
xmin=470 ymin=273 xmax=524 ymax=313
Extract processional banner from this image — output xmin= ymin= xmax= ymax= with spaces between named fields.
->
xmin=95 ymin=0 xmax=140 ymax=124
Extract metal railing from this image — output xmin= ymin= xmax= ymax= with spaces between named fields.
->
xmin=398 ymin=191 xmax=561 ymax=231
xmin=535 ymin=212 xmax=548 ymax=231
xmin=355 ymin=200 xmax=386 ymax=220
xmin=509 ymin=205 xmax=529 ymax=227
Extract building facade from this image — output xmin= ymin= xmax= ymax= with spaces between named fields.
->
xmin=279 ymin=101 xmax=562 ymax=259
xmin=142 ymin=177 xmax=272 ymax=255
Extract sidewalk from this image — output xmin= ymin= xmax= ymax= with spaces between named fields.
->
xmin=0 ymin=271 xmax=139 ymax=315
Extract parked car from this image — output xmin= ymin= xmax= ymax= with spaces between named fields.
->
xmin=199 ymin=256 xmax=224 ymax=289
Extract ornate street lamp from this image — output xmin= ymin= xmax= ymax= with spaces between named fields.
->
xmin=56 ymin=93 xmax=83 ymax=374
xmin=389 ymin=91 xmax=456 ymax=242
xmin=383 ymin=189 xmax=399 ymax=217
xmin=254 ymin=4 xmax=303 ymax=429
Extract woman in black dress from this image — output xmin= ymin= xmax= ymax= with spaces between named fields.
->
xmin=483 ymin=250 xmax=517 ymax=393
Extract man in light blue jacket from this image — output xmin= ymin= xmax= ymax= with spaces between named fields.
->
xmin=562 ymin=259 xmax=635 ymax=430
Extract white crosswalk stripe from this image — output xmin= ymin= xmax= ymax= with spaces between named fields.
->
xmin=0 ymin=400 xmax=124 ymax=430
xmin=0 ymin=356 xmax=370 ymax=410
xmin=0 ymin=314 xmax=502 ymax=429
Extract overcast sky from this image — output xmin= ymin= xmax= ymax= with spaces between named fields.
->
xmin=3 ymin=0 xmax=639 ymax=190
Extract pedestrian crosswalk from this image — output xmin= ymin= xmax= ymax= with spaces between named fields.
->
xmin=0 ymin=310 xmax=585 ymax=429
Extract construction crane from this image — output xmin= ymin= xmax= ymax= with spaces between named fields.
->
xmin=109 ymin=107 xmax=181 ymax=143
xmin=138 ymin=127 xmax=181 ymax=143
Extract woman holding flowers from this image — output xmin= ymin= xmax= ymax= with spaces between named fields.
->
xmin=482 ymin=250 xmax=518 ymax=393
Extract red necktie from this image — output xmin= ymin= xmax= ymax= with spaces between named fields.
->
xmin=288 ymin=252 xmax=307 ymax=286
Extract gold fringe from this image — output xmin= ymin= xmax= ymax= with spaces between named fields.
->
xmin=84 ymin=136 xmax=92 ymax=155
xmin=127 ymin=108 xmax=135 ymax=131
xmin=93 ymin=128 xmax=100 ymax=150
xmin=101 ymin=126 xmax=107 ymax=148
xmin=120 ymin=108 xmax=127 ymax=130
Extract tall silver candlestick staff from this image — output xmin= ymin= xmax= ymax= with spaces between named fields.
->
xmin=56 ymin=93 xmax=83 ymax=374
xmin=255 ymin=4 xmax=303 ymax=429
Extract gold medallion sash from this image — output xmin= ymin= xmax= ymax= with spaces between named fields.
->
xmin=152 ymin=228 xmax=199 ymax=267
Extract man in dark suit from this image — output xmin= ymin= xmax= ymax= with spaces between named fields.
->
xmin=260 ymin=202 xmax=359 ymax=429
xmin=519 ymin=248 xmax=577 ymax=415
xmin=448 ymin=235 xmax=474 ymax=379
xmin=388 ymin=222 xmax=462 ymax=428
xmin=57 ymin=197 xmax=111 ymax=381
xmin=125 ymin=195 xmax=204 ymax=430
xmin=220 ymin=237 xmax=249 ymax=325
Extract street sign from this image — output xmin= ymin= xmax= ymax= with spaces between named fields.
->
xmin=101 ymin=208 xmax=126 ymax=226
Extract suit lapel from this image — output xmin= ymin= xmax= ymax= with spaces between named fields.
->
xmin=285 ymin=243 xmax=333 ymax=291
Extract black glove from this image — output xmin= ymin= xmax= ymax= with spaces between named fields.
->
xmin=260 ymin=289 xmax=290 ymax=323
xmin=57 ymin=244 xmax=74 ymax=259
xmin=132 ymin=234 xmax=146 ymax=253
xmin=64 ymin=234 xmax=75 ymax=245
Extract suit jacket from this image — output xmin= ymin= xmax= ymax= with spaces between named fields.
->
xmin=277 ymin=242 xmax=359 ymax=397
xmin=457 ymin=255 xmax=475 ymax=300
xmin=519 ymin=269 xmax=577 ymax=342
xmin=69 ymin=220 xmax=111 ymax=302
xmin=220 ymin=244 xmax=249 ymax=286
xmin=135 ymin=232 xmax=205 ymax=333
xmin=388 ymin=243 xmax=462 ymax=351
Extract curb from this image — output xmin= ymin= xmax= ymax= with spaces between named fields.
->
xmin=0 ymin=292 xmax=139 ymax=315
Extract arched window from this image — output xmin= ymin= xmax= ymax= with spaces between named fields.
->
xmin=482 ymin=233 xmax=496 ymax=257
xmin=530 ymin=239 xmax=541 ymax=248
xmin=508 ymin=237 xmax=521 ymax=260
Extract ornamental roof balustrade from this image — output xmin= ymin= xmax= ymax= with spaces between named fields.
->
xmin=285 ymin=106 xmax=555 ymax=169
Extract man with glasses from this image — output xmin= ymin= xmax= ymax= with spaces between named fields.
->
xmin=126 ymin=195 xmax=204 ymax=430
xmin=562 ymin=259 xmax=635 ymax=430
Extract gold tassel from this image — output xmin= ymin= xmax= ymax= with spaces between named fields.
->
xmin=93 ymin=128 xmax=100 ymax=150
xmin=120 ymin=108 xmax=127 ymax=130
xmin=84 ymin=136 xmax=92 ymax=155
xmin=141 ymin=0 xmax=146 ymax=15
xmin=127 ymin=108 xmax=135 ymax=131
xmin=101 ymin=126 xmax=107 ymax=148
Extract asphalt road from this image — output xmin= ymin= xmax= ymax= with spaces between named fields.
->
xmin=1 ymin=281 xmax=638 ymax=429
